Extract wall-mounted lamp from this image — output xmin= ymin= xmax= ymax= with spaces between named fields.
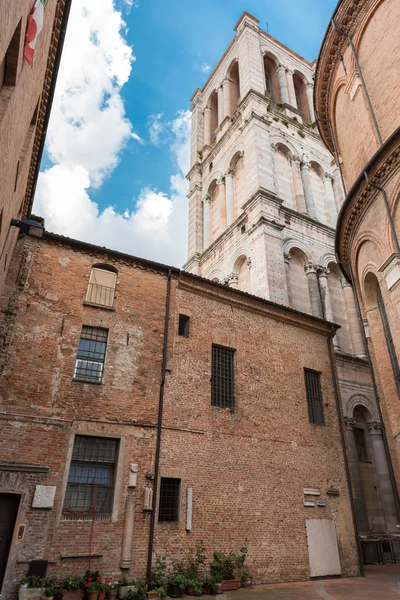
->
xmin=10 ymin=218 xmax=44 ymax=238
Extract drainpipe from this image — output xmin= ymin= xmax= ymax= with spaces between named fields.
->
xmin=315 ymin=113 xmax=347 ymax=196
xmin=363 ymin=172 xmax=400 ymax=257
xmin=336 ymin=258 xmax=400 ymax=523
xmin=326 ymin=327 xmax=364 ymax=576
xmin=146 ymin=268 xmax=172 ymax=584
xmin=331 ymin=20 xmax=383 ymax=147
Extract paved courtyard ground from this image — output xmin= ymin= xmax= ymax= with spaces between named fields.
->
xmin=224 ymin=565 xmax=400 ymax=599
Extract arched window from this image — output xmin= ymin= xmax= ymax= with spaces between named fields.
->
xmin=209 ymin=90 xmax=218 ymax=141
xmin=293 ymin=72 xmax=310 ymax=123
xmin=86 ymin=264 xmax=117 ymax=308
xmin=275 ymin=144 xmax=295 ymax=209
xmin=263 ymin=54 xmax=280 ymax=102
xmin=378 ymin=286 xmax=400 ymax=389
xmin=227 ymin=61 xmax=240 ymax=115
xmin=287 ymin=248 xmax=312 ymax=314
xmin=309 ymin=162 xmax=329 ymax=225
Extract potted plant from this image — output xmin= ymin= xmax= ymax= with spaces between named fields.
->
xmin=201 ymin=579 xmax=217 ymax=596
xmin=240 ymin=572 xmax=252 ymax=589
xmin=211 ymin=552 xmax=240 ymax=591
xmin=211 ymin=576 xmax=223 ymax=595
xmin=41 ymin=588 xmax=56 ymax=600
xmin=167 ymin=573 xmax=187 ymax=598
xmin=117 ymin=579 xmax=137 ymax=599
xmin=105 ymin=580 xmax=116 ymax=600
xmin=123 ymin=582 xmax=146 ymax=600
xmin=19 ymin=576 xmax=46 ymax=600
xmin=146 ymin=587 xmax=165 ymax=600
xmin=149 ymin=557 xmax=168 ymax=591
xmin=86 ymin=580 xmax=100 ymax=600
xmin=97 ymin=578 xmax=107 ymax=600
xmin=185 ymin=580 xmax=202 ymax=597
xmin=61 ymin=577 xmax=83 ymax=600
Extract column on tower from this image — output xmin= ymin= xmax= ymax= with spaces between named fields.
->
xmin=276 ymin=64 xmax=290 ymax=104
xmin=367 ymin=422 xmax=399 ymax=532
xmin=225 ymin=169 xmax=235 ymax=227
xmin=286 ymin=69 xmax=297 ymax=109
xmin=291 ymin=155 xmax=306 ymax=213
xmin=323 ymin=172 xmax=338 ymax=228
xmin=217 ymin=85 xmax=224 ymax=125
xmin=305 ymin=83 xmax=316 ymax=123
xmin=203 ymin=106 xmax=211 ymax=146
xmin=223 ymin=77 xmax=232 ymax=120
xmin=300 ymin=160 xmax=317 ymax=219
xmin=284 ymin=252 xmax=292 ymax=308
xmin=203 ymin=195 xmax=211 ymax=250
xmin=317 ymin=267 xmax=340 ymax=349
xmin=304 ymin=263 xmax=323 ymax=318
xmin=187 ymin=184 xmax=204 ymax=261
xmin=340 ymin=276 xmax=367 ymax=358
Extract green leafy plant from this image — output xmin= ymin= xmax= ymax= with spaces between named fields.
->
xmin=150 ymin=556 xmax=168 ymax=589
xmin=202 ymin=579 xmax=217 ymax=594
xmin=148 ymin=587 xmax=166 ymax=599
xmin=44 ymin=588 xmax=56 ymax=598
xmin=241 ymin=571 xmax=252 ymax=581
xmin=297 ymin=129 xmax=305 ymax=138
xmin=185 ymin=543 xmax=207 ymax=580
xmin=186 ymin=579 xmax=203 ymax=596
xmin=168 ymin=573 xmax=187 ymax=588
xmin=211 ymin=552 xmax=236 ymax=581
xmin=20 ymin=576 xmax=45 ymax=589
xmin=281 ymin=119 xmax=289 ymax=127
xmin=62 ymin=577 xmax=84 ymax=591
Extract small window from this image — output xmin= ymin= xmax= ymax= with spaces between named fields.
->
xmin=304 ymin=369 xmax=325 ymax=425
xmin=86 ymin=266 xmax=117 ymax=308
xmin=158 ymin=477 xmax=180 ymax=522
xmin=209 ymin=162 xmax=213 ymax=171
xmin=1 ymin=20 xmax=22 ymax=91
xmin=74 ymin=326 xmax=108 ymax=383
xmin=241 ymin=225 xmax=246 ymax=234
xmin=63 ymin=435 xmax=118 ymax=516
xmin=211 ymin=344 xmax=235 ymax=409
xmin=354 ymin=427 xmax=369 ymax=462
xmin=178 ymin=314 xmax=190 ymax=337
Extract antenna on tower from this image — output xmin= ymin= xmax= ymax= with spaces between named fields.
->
xmin=266 ymin=22 xmax=269 ymax=34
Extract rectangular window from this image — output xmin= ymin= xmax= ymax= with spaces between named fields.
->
xmin=178 ymin=314 xmax=190 ymax=337
xmin=158 ymin=477 xmax=180 ymax=522
xmin=354 ymin=427 xmax=369 ymax=462
xmin=63 ymin=435 xmax=118 ymax=516
xmin=211 ymin=344 xmax=235 ymax=409
xmin=1 ymin=20 xmax=21 ymax=91
xmin=304 ymin=369 xmax=325 ymax=425
xmin=74 ymin=326 xmax=108 ymax=383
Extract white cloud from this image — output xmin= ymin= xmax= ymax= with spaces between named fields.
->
xmin=34 ymin=0 xmax=191 ymax=267
xmin=200 ymin=63 xmax=211 ymax=74
xmin=148 ymin=112 xmax=166 ymax=146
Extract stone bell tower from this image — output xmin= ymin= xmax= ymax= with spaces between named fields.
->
xmin=185 ymin=11 xmax=399 ymax=541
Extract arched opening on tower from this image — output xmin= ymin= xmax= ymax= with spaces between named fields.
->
xmin=293 ymin=71 xmax=310 ymax=123
xmin=326 ymin=262 xmax=351 ymax=353
xmin=208 ymin=90 xmax=219 ymax=143
xmin=227 ymin=60 xmax=240 ymax=116
xmin=209 ymin=178 xmax=226 ymax=244
xmin=229 ymin=151 xmax=246 ymax=218
xmin=286 ymin=248 xmax=312 ymax=314
xmin=263 ymin=54 xmax=280 ymax=102
xmin=233 ymin=254 xmax=251 ymax=293
xmin=309 ymin=162 xmax=329 ymax=225
xmin=275 ymin=144 xmax=295 ymax=209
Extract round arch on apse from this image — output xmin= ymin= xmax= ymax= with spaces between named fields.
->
xmin=228 ymin=248 xmax=251 ymax=274
xmin=351 ymin=0 xmax=386 ymax=70
xmin=283 ymin=238 xmax=314 ymax=263
xmin=354 ymin=231 xmax=386 ymax=291
xmin=345 ymin=393 xmax=380 ymax=423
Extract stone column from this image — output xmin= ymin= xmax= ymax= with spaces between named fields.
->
xmin=276 ymin=64 xmax=290 ymax=105
xmin=203 ymin=195 xmax=211 ymax=250
xmin=225 ymin=169 xmax=235 ymax=227
xmin=120 ymin=496 xmax=136 ymax=568
xmin=305 ymin=83 xmax=316 ymax=123
xmin=226 ymin=272 xmax=239 ymax=289
xmin=300 ymin=160 xmax=317 ymax=220
xmin=291 ymin=155 xmax=306 ymax=213
xmin=323 ymin=173 xmax=338 ymax=228
xmin=223 ymin=77 xmax=232 ymax=119
xmin=318 ymin=267 xmax=340 ymax=349
xmin=286 ymin=69 xmax=297 ymax=108
xmin=345 ymin=418 xmax=370 ymax=533
xmin=304 ymin=263 xmax=323 ymax=318
xmin=340 ymin=276 xmax=367 ymax=358
xmin=270 ymin=143 xmax=278 ymax=196
xmin=203 ymin=106 xmax=211 ymax=146
xmin=217 ymin=85 xmax=224 ymax=125
xmin=367 ymin=422 xmax=399 ymax=532
xmin=284 ymin=252 xmax=292 ymax=308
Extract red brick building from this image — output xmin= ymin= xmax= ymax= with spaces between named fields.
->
xmin=314 ymin=0 xmax=400 ymax=561
xmin=0 ymin=230 xmax=360 ymax=596
xmin=0 ymin=0 xmax=70 ymax=292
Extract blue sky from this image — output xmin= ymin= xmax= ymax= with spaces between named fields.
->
xmin=34 ymin=0 xmax=337 ymax=267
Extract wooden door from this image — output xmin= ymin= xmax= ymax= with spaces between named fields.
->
xmin=0 ymin=493 xmax=20 ymax=591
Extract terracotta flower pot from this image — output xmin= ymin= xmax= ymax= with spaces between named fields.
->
xmin=98 ymin=592 xmax=106 ymax=600
xmin=241 ymin=580 xmax=252 ymax=589
xmin=88 ymin=592 xmax=99 ymax=600
xmin=222 ymin=580 xmax=240 ymax=591
xmin=62 ymin=591 xmax=82 ymax=600
xmin=215 ymin=583 xmax=223 ymax=595
xmin=146 ymin=593 xmax=160 ymax=600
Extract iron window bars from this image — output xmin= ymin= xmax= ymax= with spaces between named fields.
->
xmin=211 ymin=344 xmax=236 ymax=409
xmin=377 ymin=287 xmax=400 ymax=390
xmin=158 ymin=477 xmax=180 ymax=522
xmin=304 ymin=368 xmax=325 ymax=425
xmin=63 ymin=435 xmax=118 ymax=516
xmin=74 ymin=326 xmax=108 ymax=383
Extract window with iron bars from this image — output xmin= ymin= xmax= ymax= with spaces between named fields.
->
xmin=211 ymin=344 xmax=235 ymax=409
xmin=304 ymin=369 xmax=325 ymax=425
xmin=85 ymin=266 xmax=117 ymax=308
xmin=63 ymin=435 xmax=118 ymax=517
xmin=74 ymin=326 xmax=108 ymax=383
xmin=158 ymin=477 xmax=181 ymax=522
xmin=377 ymin=287 xmax=400 ymax=390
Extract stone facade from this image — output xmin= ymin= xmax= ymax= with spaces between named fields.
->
xmin=315 ymin=0 xmax=400 ymax=552
xmin=0 ymin=0 xmax=68 ymax=292
xmin=0 ymin=231 xmax=359 ymax=595
xmin=185 ymin=11 xmax=399 ymax=545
